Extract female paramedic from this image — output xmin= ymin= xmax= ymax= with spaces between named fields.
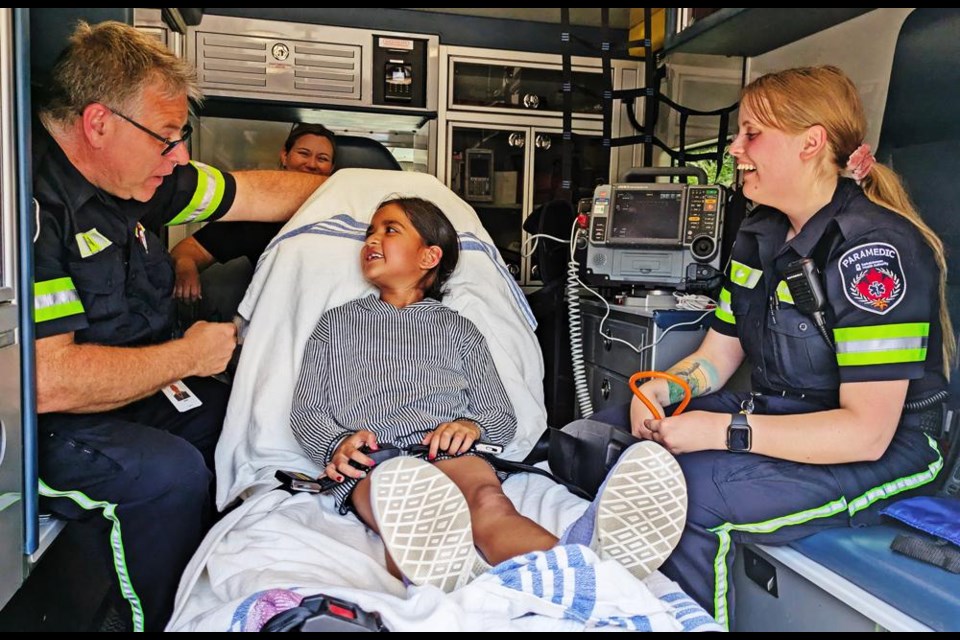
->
xmin=627 ymin=65 xmax=953 ymax=627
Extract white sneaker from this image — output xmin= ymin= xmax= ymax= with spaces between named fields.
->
xmin=563 ymin=440 xmax=687 ymax=580
xmin=370 ymin=456 xmax=478 ymax=592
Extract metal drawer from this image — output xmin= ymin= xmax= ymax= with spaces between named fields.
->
xmin=593 ymin=316 xmax=648 ymax=378
xmin=586 ymin=364 xmax=635 ymax=415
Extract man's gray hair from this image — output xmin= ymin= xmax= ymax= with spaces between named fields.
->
xmin=40 ymin=20 xmax=202 ymax=126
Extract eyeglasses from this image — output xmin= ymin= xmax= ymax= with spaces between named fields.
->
xmin=106 ymin=106 xmax=193 ymax=156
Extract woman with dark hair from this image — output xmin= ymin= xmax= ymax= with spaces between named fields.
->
xmin=171 ymin=123 xmax=337 ymax=304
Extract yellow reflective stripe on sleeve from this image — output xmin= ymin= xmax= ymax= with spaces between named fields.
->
xmin=834 ymin=322 xmax=929 ymax=366
xmin=729 ymin=260 xmax=762 ymax=289
xmin=34 ymin=277 xmax=85 ymax=322
xmin=837 ymin=349 xmax=927 ymax=366
xmin=715 ymin=287 xmax=735 ymax=324
xmin=775 ymin=280 xmax=794 ymax=305
xmin=167 ymin=161 xmax=226 ymax=225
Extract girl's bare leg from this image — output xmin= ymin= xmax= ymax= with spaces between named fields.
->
xmin=435 ymin=456 xmax=558 ymax=565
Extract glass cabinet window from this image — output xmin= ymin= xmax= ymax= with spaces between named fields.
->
xmin=527 ymin=131 xmax=610 ymax=283
xmin=452 ymin=62 xmax=606 ymax=115
xmin=450 ymin=124 xmax=610 ymax=286
xmin=450 ymin=127 xmax=526 ymax=281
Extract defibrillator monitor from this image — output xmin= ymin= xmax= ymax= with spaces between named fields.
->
xmin=584 ymin=182 xmax=725 ymax=289
xmin=607 ymin=187 xmax=684 ymax=245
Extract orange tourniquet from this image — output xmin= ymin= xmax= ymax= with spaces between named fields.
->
xmin=628 ymin=371 xmax=691 ymax=420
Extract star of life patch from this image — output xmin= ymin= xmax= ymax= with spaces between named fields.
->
xmin=838 ymin=241 xmax=905 ymax=315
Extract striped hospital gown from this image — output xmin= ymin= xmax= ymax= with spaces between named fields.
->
xmin=291 ymin=294 xmax=517 ymax=505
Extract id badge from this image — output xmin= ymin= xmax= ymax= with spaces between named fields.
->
xmin=161 ymin=379 xmax=203 ymax=412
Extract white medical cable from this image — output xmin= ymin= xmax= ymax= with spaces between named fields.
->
xmin=565 ymin=218 xmax=594 ymax=417
xmin=587 ymin=289 xmax=714 ymax=356
xmin=521 ymin=233 xmax=570 ymax=258
xmin=570 ymin=240 xmax=717 ymax=351
xmin=673 ymin=291 xmax=716 ymax=310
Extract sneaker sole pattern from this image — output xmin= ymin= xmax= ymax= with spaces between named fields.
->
xmin=595 ymin=441 xmax=687 ymax=580
xmin=370 ymin=457 xmax=475 ymax=592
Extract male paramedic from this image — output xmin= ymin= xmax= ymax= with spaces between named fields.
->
xmin=32 ymin=21 xmax=326 ymax=631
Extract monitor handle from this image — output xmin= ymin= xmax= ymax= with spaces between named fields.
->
xmin=620 ymin=166 xmax=709 ymax=185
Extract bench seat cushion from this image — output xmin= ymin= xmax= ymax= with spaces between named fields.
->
xmin=790 ymin=524 xmax=960 ymax=631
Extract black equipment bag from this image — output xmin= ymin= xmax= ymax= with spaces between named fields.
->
xmin=547 ymin=421 xmax=641 ymax=499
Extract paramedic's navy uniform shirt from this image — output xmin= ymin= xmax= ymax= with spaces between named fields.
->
xmin=33 ymin=133 xmax=237 ymax=346
xmin=192 ymin=220 xmax=281 ymax=266
xmin=712 ymin=178 xmax=945 ymax=405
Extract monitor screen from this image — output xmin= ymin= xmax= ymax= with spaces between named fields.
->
xmin=468 ymin=154 xmax=490 ymax=178
xmin=607 ymin=187 xmax=683 ymax=245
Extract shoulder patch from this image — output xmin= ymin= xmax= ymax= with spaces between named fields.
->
xmin=837 ymin=242 xmax=905 ymax=315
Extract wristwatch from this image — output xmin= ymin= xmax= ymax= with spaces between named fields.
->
xmin=726 ymin=412 xmax=752 ymax=452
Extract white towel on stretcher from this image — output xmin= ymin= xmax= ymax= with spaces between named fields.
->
xmin=169 ymin=472 xmax=721 ymax=632
xmin=214 ymin=168 xmax=548 ymax=508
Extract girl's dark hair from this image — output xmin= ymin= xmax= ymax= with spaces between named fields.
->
xmin=380 ymin=197 xmax=459 ymax=300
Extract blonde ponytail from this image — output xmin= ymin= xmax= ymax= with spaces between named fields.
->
xmin=743 ymin=65 xmax=956 ymax=377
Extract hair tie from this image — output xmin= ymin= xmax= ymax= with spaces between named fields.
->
xmin=846 ymin=143 xmax=876 ymax=184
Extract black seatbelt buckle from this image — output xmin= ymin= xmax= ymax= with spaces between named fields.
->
xmin=275 ymin=470 xmax=323 ymax=494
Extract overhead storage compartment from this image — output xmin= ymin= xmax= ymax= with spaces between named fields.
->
xmin=187 ymin=15 xmax=438 ymax=114
xmin=196 ymin=32 xmax=361 ymax=100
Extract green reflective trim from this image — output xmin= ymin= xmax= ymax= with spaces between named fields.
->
xmin=34 ymin=278 xmax=85 ymax=323
xmin=35 ymin=300 xmax=84 ymax=323
xmin=34 ymin=276 xmax=77 ymax=297
xmin=834 ymin=322 xmax=929 ymax=342
xmin=776 ymin=280 xmax=794 ymax=305
xmin=847 ymin=435 xmax=942 ymax=515
xmin=729 ymin=260 xmax=762 ymax=289
xmin=715 ymin=287 xmax=735 ymax=325
xmin=709 ymin=496 xmax=849 ymax=629
xmin=711 ymin=528 xmax=733 ymax=629
xmin=38 ymin=479 xmax=144 ymax=632
xmin=167 ymin=162 xmax=226 ymax=225
xmin=705 ymin=438 xmax=941 ymax=630
xmin=837 ymin=348 xmax=927 ymax=366
xmin=714 ymin=308 xmax=735 ymax=325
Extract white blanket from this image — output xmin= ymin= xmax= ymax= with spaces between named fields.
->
xmin=174 ymin=171 xmax=721 ymax=632
xmin=168 ymin=473 xmax=721 ymax=632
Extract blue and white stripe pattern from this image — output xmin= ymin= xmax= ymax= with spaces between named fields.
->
xmin=261 ymin=214 xmax=535 ymax=329
xmin=291 ymin=295 xmax=517 ymax=505
xmin=658 ymin=591 xmax=721 ymax=632
xmin=488 ymin=544 xmax=717 ymax=632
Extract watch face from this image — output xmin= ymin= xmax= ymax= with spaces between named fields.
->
xmin=727 ymin=424 xmax=751 ymax=452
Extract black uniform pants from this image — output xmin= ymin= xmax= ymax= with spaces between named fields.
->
xmin=37 ymin=376 xmax=229 ymax=632
xmin=590 ymin=392 xmax=942 ymax=629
